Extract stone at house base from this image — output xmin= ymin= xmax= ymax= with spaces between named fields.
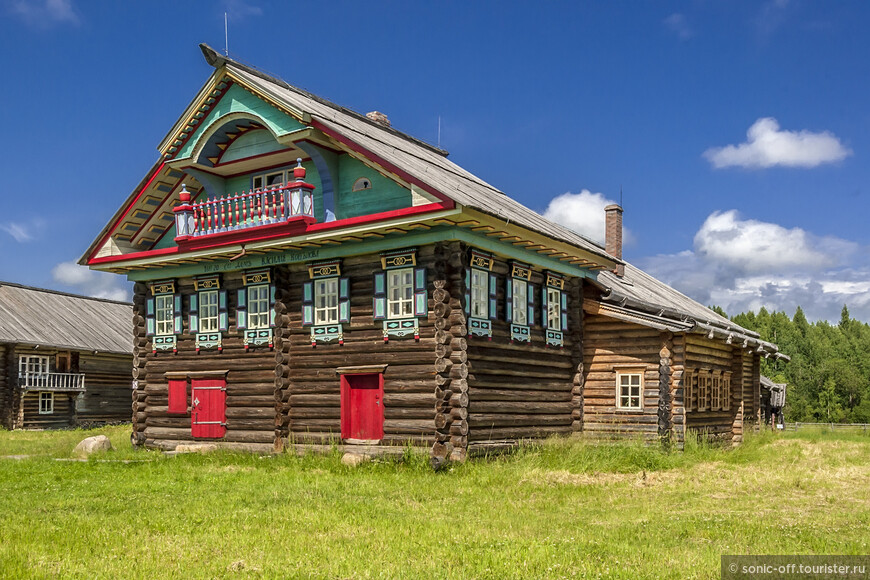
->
xmin=173 ymin=443 xmax=219 ymax=454
xmin=341 ymin=452 xmax=372 ymax=467
xmin=72 ymin=435 xmax=113 ymax=458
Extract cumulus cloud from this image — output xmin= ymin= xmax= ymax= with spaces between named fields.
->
xmin=52 ymin=261 xmax=130 ymax=302
xmin=8 ymin=0 xmax=79 ymax=27
xmin=704 ymin=117 xmax=851 ymax=169
xmin=542 ymin=190 xmax=632 ymax=246
xmin=663 ymin=13 xmax=693 ymax=40
xmin=638 ymin=211 xmax=870 ymax=322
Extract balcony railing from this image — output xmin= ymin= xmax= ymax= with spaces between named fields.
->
xmin=19 ymin=372 xmax=86 ymax=391
xmin=174 ymin=158 xmax=316 ymax=241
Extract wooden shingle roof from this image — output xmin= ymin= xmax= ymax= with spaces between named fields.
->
xmin=0 ymin=283 xmax=132 ymax=354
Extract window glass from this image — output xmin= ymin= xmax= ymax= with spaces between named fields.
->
xmin=388 ymin=268 xmax=414 ymax=318
xmin=156 ymin=294 xmax=174 ymax=335
xmin=265 ymin=172 xmax=284 ymax=188
xmin=39 ymin=392 xmax=53 ymax=414
xmin=513 ymin=279 xmax=528 ymax=325
xmin=618 ymin=373 xmax=642 ymax=409
xmin=547 ymin=288 xmax=561 ymax=330
xmin=470 ymin=269 xmax=488 ymax=318
xmin=315 ymin=278 xmax=339 ymax=325
xmin=248 ymin=285 xmax=270 ymax=329
xmin=199 ymin=290 xmax=219 ymax=332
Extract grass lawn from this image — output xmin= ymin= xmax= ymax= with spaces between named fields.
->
xmin=0 ymin=427 xmax=868 ymax=579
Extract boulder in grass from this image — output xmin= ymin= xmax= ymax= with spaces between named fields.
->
xmin=341 ymin=452 xmax=371 ymax=467
xmin=73 ymin=435 xmax=113 ymax=458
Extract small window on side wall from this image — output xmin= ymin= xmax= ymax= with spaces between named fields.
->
xmin=39 ymin=392 xmax=54 ymax=414
xmin=616 ymin=370 xmax=643 ymax=410
xmin=352 ymin=177 xmax=372 ymax=192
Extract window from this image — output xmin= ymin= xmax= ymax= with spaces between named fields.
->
xmin=314 ymin=278 xmax=339 ymax=325
xmin=247 ymin=285 xmax=270 ymax=329
xmin=39 ymin=392 xmax=53 ymax=414
xmin=470 ymin=269 xmax=489 ymax=319
xmin=698 ymin=369 xmax=710 ymax=412
xmin=155 ymin=294 xmax=174 ymax=336
xmin=19 ymin=356 xmax=49 ymax=376
xmin=684 ymin=368 xmax=696 ymax=412
xmin=388 ymin=268 xmax=414 ymax=319
xmin=352 ymin=177 xmax=372 ymax=191
xmin=617 ymin=371 xmax=643 ymax=410
xmin=252 ymin=169 xmax=291 ymax=191
xmin=547 ymin=287 xmax=561 ymax=330
xmin=199 ymin=290 xmax=219 ymax=332
xmin=512 ymin=279 xmax=528 ymax=325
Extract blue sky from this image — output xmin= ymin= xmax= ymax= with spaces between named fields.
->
xmin=1 ymin=0 xmax=868 ymax=322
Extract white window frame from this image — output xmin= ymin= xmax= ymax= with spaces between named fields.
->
xmin=314 ymin=278 xmax=339 ymax=325
xmin=387 ymin=268 xmax=414 ymax=319
xmin=470 ymin=269 xmax=489 ymax=319
xmin=512 ymin=278 xmax=528 ymax=325
xmin=19 ymin=355 xmax=49 ymax=376
xmin=616 ymin=370 xmax=644 ymax=411
xmin=155 ymin=294 xmax=174 ymax=336
xmin=198 ymin=290 xmax=219 ymax=332
xmin=247 ymin=284 xmax=270 ymax=330
xmin=547 ymin=287 xmax=561 ymax=331
xmin=39 ymin=391 xmax=54 ymax=414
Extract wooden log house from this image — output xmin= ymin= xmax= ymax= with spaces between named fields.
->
xmin=81 ymin=45 xmax=787 ymax=462
xmin=0 ymin=283 xmax=133 ymax=429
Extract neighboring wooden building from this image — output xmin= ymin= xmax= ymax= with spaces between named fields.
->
xmin=80 ymin=45 xmax=786 ymax=462
xmin=0 ymin=283 xmax=133 ymax=429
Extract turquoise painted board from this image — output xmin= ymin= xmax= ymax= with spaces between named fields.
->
xmin=176 ymin=84 xmax=306 ymax=161
xmin=336 ymin=155 xmax=411 ymax=220
xmin=221 ymin=129 xmax=285 ymax=163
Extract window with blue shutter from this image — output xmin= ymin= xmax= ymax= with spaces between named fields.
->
xmin=508 ymin=262 xmax=532 ymax=343
xmin=240 ymin=269 xmax=274 ymax=350
xmin=148 ymin=280 xmax=178 ymax=353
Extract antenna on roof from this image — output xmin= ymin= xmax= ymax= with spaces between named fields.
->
xmin=437 ymin=116 xmax=442 ymax=149
xmin=224 ymin=12 xmax=229 ymax=56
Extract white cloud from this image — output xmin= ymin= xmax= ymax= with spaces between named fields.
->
xmin=52 ymin=261 xmax=130 ymax=302
xmin=704 ymin=117 xmax=851 ymax=169
xmin=663 ymin=13 xmax=693 ymax=40
xmin=222 ymin=0 xmax=263 ymax=19
xmin=542 ymin=190 xmax=632 ymax=246
xmin=638 ymin=211 xmax=870 ymax=322
xmin=0 ymin=218 xmax=45 ymax=243
xmin=8 ymin=0 xmax=79 ymax=27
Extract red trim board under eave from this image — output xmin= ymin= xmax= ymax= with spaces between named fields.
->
xmin=87 ymin=201 xmax=451 ymax=266
xmin=311 ymin=120 xmax=456 ymax=208
xmin=88 ymin=162 xmax=166 ymax=263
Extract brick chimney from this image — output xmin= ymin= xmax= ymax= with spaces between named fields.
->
xmin=604 ymin=204 xmax=625 ymax=277
xmin=366 ymin=111 xmax=391 ymax=127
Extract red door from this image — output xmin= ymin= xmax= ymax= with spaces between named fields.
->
xmin=191 ymin=378 xmax=226 ymax=439
xmin=340 ymin=373 xmax=384 ymax=441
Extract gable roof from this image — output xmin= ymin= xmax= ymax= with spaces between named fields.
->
xmin=0 ymin=283 xmax=132 ymax=354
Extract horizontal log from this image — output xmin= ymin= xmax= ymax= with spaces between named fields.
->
xmin=467 ymin=387 xmax=572 ymax=402
xmin=468 ymin=414 xmax=573 ymax=427
xmin=468 ymin=425 xmax=570 ymax=442
xmin=468 ymin=401 xmax=573 ymax=414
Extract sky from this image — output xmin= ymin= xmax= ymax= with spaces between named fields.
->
xmin=1 ymin=0 xmax=869 ymax=322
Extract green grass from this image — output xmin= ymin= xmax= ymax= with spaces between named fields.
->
xmin=0 ymin=427 xmax=868 ymax=579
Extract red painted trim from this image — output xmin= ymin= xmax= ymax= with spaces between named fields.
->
xmin=88 ymin=202 xmax=450 ymax=266
xmin=128 ymin=174 xmax=185 ymax=244
xmin=88 ymin=162 xmax=166 ymax=263
xmin=164 ymin=79 xmax=235 ymax=162
xmin=312 ymin=120 xmax=456 ymax=208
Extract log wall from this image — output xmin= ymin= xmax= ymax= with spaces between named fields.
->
xmin=279 ymin=247 xmax=439 ymax=448
xmin=465 ymin=255 xmax=577 ymax=446
xmin=137 ymin=273 xmax=277 ymax=451
xmin=683 ymin=335 xmax=740 ymax=442
xmin=0 ymin=345 xmax=9 ymax=429
xmin=581 ymin=314 xmax=663 ymax=441
xmin=21 ymin=391 xmax=76 ymax=429
xmin=75 ymin=352 xmax=133 ymax=426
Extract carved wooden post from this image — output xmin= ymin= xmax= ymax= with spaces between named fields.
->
xmin=131 ymin=282 xmax=149 ymax=446
xmin=431 ymin=241 xmax=469 ymax=469
xmin=731 ymin=346 xmax=744 ymax=446
xmin=273 ymin=266 xmax=292 ymax=452
xmin=569 ymin=279 xmax=584 ymax=433
xmin=658 ymin=331 xmax=674 ymax=448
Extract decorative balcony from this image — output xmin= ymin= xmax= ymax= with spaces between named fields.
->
xmin=174 ymin=158 xmax=316 ymax=243
xmin=19 ymin=372 xmax=86 ymax=392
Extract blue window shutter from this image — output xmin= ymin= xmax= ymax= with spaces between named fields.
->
xmin=528 ymin=284 xmax=536 ymax=327
xmin=505 ymin=278 xmax=513 ymax=323
xmin=488 ymin=274 xmax=498 ymax=321
xmin=373 ymin=272 xmax=386 ymax=321
xmin=269 ymin=284 xmax=277 ymax=328
xmin=413 ymin=267 xmax=427 ymax=317
xmin=302 ymin=281 xmax=314 ymax=326
xmin=236 ymin=288 xmax=247 ymax=330
xmin=218 ymin=290 xmax=228 ymax=332
xmin=541 ymin=289 xmax=548 ymax=329
xmin=173 ymin=294 xmax=183 ymax=335
xmin=339 ymin=277 xmax=350 ymax=323
xmin=560 ymin=291 xmax=568 ymax=332
xmin=188 ymin=294 xmax=199 ymax=334
xmin=146 ymin=298 xmax=155 ymax=336
xmin=464 ymin=269 xmax=471 ymax=317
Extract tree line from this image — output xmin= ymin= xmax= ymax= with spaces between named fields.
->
xmin=712 ymin=305 xmax=870 ymax=423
